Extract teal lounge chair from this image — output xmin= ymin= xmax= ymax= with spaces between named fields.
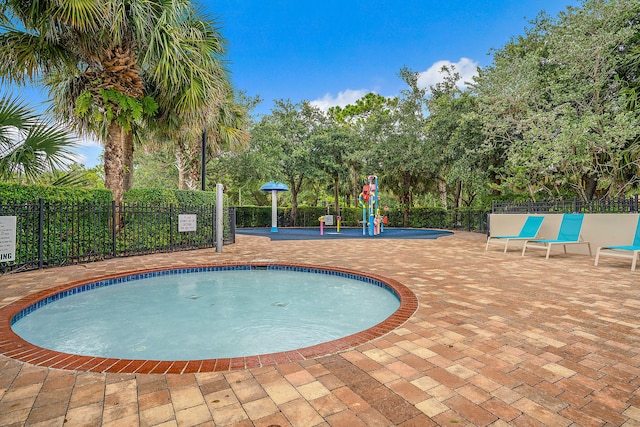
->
xmin=594 ymin=216 xmax=640 ymax=271
xmin=485 ymin=216 xmax=545 ymax=252
xmin=522 ymin=213 xmax=592 ymax=259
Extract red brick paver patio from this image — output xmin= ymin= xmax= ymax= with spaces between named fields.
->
xmin=1 ymin=231 xmax=639 ymax=426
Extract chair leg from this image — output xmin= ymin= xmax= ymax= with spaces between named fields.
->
xmin=633 ymin=251 xmax=638 ymax=271
xmin=594 ymin=248 xmax=601 ymax=266
xmin=586 ymin=243 xmax=592 ymax=257
xmin=545 ymin=244 xmax=552 ymax=259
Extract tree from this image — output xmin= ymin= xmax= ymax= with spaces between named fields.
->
xmin=329 ymin=92 xmax=388 ymax=206
xmin=182 ymin=87 xmax=252 ymax=191
xmin=0 ymin=94 xmax=77 ymax=182
xmin=472 ymin=0 xmax=640 ymax=200
xmin=0 ymin=0 xmax=229 ymax=204
xmin=425 ymin=66 xmax=485 ymax=208
xmin=310 ymin=123 xmax=351 ymax=215
xmin=251 ymin=100 xmax=324 ymax=225
xmin=539 ymin=0 xmax=640 ymax=199
xmin=374 ymin=68 xmax=433 ymax=225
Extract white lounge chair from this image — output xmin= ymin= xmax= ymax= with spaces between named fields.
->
xmin=522 ymin=213 xmax=592 ymax=259
xmin=485 ymin=216 xmax=544 ymax=252
xmin=595 ymin=216 xmax=640 ymax=271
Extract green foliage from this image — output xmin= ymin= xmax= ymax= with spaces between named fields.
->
xmin=249 ymin=100 xmax=327 ymax=224
xmin=75 ymin=89 xmax=158 ymax=131
xmin=474 ymin=0 xmax=640 ymax=201
xmin=384 ymin=207 xmax=449 ymax=229
xmin=123 ymin=188 xmax=216 ymax=208
xmin=236 ymin=206 xmax=453 ymax=229
xmin=123 ymin=188 xmax=179 ymax=206
xmin=234 ymin=206 xmax=272 ymax=227
xmin=0 ymin=182 xmax=112 ymax=203
xmin=175 ymin=190 xmax=216 ymax=206
xmin=0 ymin=94 xmax=78 ymax=182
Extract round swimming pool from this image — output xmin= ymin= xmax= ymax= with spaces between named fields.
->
xmin=0 ymin=263 xmax=418 ymax=373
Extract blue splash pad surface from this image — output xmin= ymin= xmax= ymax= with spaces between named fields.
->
xmin=237 ymin=227 xmax=453 ymax=240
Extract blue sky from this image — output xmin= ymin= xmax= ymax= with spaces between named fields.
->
xmin=211 ymin=0 xmax=580 ymax=113
xmin=5 ymin=0 xmax=580 ymax=168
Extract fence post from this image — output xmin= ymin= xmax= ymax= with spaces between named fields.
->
xmin=211 ymin=203 xmax=215 ymax=246
xmin=111 ymin=201 xmax=117 ymax=257
xmin=228 ymin=207 xmax=236 ymax=244
xmin=38 ymin=198 xmax=44 ymax=270
xmin=486 ymin=212 xmax=491 ymax=237
xmin=169 ymin=204 xmax=174 ymax=250
xmin=216 ymin=183 xmax=223 ymax=252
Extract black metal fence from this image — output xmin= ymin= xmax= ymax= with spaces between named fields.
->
xmin=236 ymin=206 xmax=490 ymax=234
xmin=492 ymin=195 xmax=639 ymax=214
xmin=0 ymin=200 xmax=236 ymax=274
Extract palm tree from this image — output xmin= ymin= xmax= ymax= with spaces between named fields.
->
xmin=0 ymin=94 xmax=77 ymax=182
xmin=0 ymin=0 xmax=229 ymax=204
xmin=149 ymin=82 xmax=252 ymax=190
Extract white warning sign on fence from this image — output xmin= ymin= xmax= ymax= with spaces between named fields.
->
xmin=178 ymin=214 xmax=197 ymax=232
xmin=0 ymin=216 xmax=17 ymax=262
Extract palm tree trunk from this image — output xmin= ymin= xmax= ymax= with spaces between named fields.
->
xmin=175 ymin=148 xmax=187 ymax=190
xmin=104 ymin=121 xmax=126 ymax=205
xmin=187 ymin=163 xmax=199 ymax=190
xmin=123 ymin=131 xmax=134 ymax=191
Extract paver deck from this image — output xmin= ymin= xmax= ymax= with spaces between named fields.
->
xmin=0 ymin=231 xmax=638 ymax=426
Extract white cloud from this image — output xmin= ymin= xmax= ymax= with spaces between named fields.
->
xmin=416 ymin=57 xmax=479 ymax=91
xmin=310 ymin=88 xmax=370 ymax=112
xmin=71 ymin=133 xmax=102 ymax=168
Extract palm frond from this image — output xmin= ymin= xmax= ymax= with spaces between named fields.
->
xmin=0 ymin=93 xmax=78 ymax=181
xmin=54 ymin=0 xmax=102 ymax=32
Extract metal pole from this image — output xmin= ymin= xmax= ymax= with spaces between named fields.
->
xmin=271 ymin=189 xmax=278 ymax=232
xmin=216 ymin=183 xmax=223 ymax=252
xmin=38 ymin=198 xmax=44 ymax=269
xmin=111 ymin=200 xmax=117 ymax=257
xmin=201 ymin=130 xmax=207 ymax=191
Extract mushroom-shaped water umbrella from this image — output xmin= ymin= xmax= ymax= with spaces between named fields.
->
xmin=259 ymin=182 xmax=289 ymax=232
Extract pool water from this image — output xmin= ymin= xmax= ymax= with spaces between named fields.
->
xmin=12 ymin=269 xmax=400 ymax=360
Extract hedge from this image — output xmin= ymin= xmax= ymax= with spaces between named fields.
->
xmin=235 ymin=205 xmax=481 ymax=231
xmin=0 ymin=182 xmax=112 ymax=204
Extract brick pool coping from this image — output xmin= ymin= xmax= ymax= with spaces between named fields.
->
xmin=0 ymin=262 xmax=418 ymax=374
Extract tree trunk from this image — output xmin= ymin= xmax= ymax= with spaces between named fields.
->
xmin=186 ymin=167 xmax=199 ymax=190
xmin=438 ymin=178 xmax=448 ymax=209
xmin=289 ymin=175 xmax=304 ymax=226
xmin=104 ymin=121 xmax=126 ymax=205
xmin=123 ymin=131 xmax=134 ymax=191
xmin=583 ymin=174 xmax=598 ymax=201
xmin=290 ymin=188 xmax=298 ymax=226
xmin=175 ymin=148 xmax=187 ymax=190
xmin=352 ymin=166 xmax=359 ymax=208
xmin=454 ymin=181 xmax=462 ymax=209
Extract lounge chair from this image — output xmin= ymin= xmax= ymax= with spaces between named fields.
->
xmin=594 ymin=216 xmax=640 ymax=271
xmin=485 ymin=215 xmax=545 ymax=252
xmin=522 ymin=213 xmax=592 ymax=259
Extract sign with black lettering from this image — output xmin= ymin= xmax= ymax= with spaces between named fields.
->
xmin=0 ymin=216 xmax=16 ymax=262
xmin=178 ymin=214 xmax=197 ymax=232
